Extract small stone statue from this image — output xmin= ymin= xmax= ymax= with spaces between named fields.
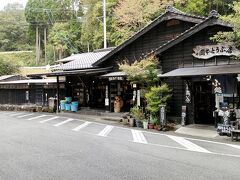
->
xmin=114 ymin=96 xmax=123 ymax=113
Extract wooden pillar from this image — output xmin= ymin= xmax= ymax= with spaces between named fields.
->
xmin=56 ymin=76 xmax=60 ymax=113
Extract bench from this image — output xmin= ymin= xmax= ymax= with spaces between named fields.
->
xmin=231 ymin=120 xmax=240 ymax=141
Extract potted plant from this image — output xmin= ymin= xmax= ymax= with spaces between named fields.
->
xmin=154 ymin=118 xmax=161 ymax=131
xmin=142 ymin=119 xmax=148 ymax=129
xmin=130 ymin=106 xmax=143 ymax=128
xmin=148 ymin=115 xmax=157 ymax=129
xmin=145 ymin=84 xmax=171 ymax=127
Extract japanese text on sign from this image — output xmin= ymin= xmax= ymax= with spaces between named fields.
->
xmin=192 ymin=44 xmax=240 ymax=59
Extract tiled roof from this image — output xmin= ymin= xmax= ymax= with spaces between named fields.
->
xmin=56 ymin=50 xmax=112 ymax=70
xmin=0 ymin=78 xmax=65 ymax=85
xmin=101 ymin=72 xmax=127 ymax=77
xmin=0 ymin=75 xmax=16 ymax=81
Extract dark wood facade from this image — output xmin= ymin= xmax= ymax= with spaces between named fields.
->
xmin=95 ymin=9 xmax=237 ymax=124
xmin=0 ymin=83 xmax=65 ymax=106
xmin=101 ymin=21 xmax=199 ymax=69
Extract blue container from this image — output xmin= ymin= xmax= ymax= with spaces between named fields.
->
xmin=71 ymin=101 xmax=78 ymax=112
xmin=60 ymin=100 xmax=66 ymax=110
xmin=60 ymin=103 xmax=65 ymax=110
xmin=65 ymin=97 xmax=72 ymax=103
xmin=65 ymin=103 xmax=71 ymax=111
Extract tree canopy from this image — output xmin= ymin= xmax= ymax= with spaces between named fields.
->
xmin=0 ymin=0 xmax=238 ymax=69
xmin=211 ymin=1 xmax=240 ymax=49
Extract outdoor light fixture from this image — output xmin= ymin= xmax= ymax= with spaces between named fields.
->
xmin=237 ymin=74 xmax=240 ymax=82
xmin=206 ymin=75 xmax=212 ymax=81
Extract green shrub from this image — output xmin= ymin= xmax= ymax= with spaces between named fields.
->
xmin=145 ymin=84 xmax=171 ymax=116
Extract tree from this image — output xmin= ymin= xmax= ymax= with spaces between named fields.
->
xmin=0 ymin=58 xmax=19 ymax=75
xmin=211 ymin=1 xmax=240 ymax=48
xmin=119 ymin=55 xmax=159 ymax=88
xmin=113 ymin=0 xmax=174 ymax=43
xmin=25 ymin=0 xmax=83 ymax=64
xmin=80 ymin=0 xmax=118 ymax=51
xmin=175 ymin=0 xmax=235 ymax=16
xmin=0 ymin=3 xmax=30 ymax=51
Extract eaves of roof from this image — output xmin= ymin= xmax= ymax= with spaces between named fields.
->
xmin=27 ymin=67 xmax=113 ymax=77
xmin=93 ymin=6 xmax=205 ymax=67
xmin=151 ymin=12 xmax=233 ymax=56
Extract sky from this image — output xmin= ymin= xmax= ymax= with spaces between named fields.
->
xmin=0 ymin=0 xmax=28 ymax=10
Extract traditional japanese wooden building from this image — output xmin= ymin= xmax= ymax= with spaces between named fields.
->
xmin=0 ymin=77 xmax=65 ymax=106
xmin=93 ymin=7 xmax=239 ymax=125
xmin=28 ymin=7 xmax=240 ymax=125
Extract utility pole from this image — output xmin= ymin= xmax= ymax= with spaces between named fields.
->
xmin=103 ymin=0 xmax=107 ymax=49
xmin=36 ymin=26 xmax=39 ymax=64
xmin=44 ymin=27 xmax=47 ymax=64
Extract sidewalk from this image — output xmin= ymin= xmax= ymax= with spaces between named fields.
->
xmin=56 ymin=112 xmax=237 ymax=144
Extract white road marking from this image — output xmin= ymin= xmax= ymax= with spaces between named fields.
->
xmin=18 ymin=113 xmax=34 ymax=118
xmin=9 ymin=112 xmax=25 ymax=116
xmin=28 ymin=115 xmax=47 ymax=121
xmin=167 ymin=135 xmax=211 ymax=153
xmin=39 ymin=116 xmax=59 ymax=123
xmin=185 ymin=136 xmax=240 ymax=150
xmin=72 ymin=122 xmax=92 ymax=131
xmin=228 ymin=144 xmax=240 ymax=150
xmin=53 ymin=118 xmax=74 ymax=127
xmin=98 ymin=125 xmax=114 ymax=137
xmin=131 ymin=130 xmax=148 ymax=144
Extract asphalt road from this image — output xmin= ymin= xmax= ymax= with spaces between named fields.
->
xmin=1 ymin=111 xmax=240 ymax=180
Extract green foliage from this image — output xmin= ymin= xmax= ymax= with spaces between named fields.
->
xmin=175 ymin=0 xmax=207 ymax=16
xmin=25 ymin=0 xmax=83 ymax=63
xmin=113 ymin=0 xmax=168 ymax=43
xmin=119 ymin=55 xmax=159 ymax=88
xmin=0 ymin=3 xmax=31 ymax=51
xmin=175 ymin=0 xmax=235 ymax=16
xmin=211 ymin=1 xmax=240 ymax=48
xmin=0 ymin=52 xmax=36 ymax=66
xmin=0 ymin=57 xmax=20 ymax=75
xmin=130 ymin=105 xmax=144 ymax=120
xmin=80 ymin=0 xmax=118 ymax=51
xmin=145 ymin=84 xmax=171 ymax=116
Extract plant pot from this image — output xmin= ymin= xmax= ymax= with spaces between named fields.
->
xmin=122 ymin=118 xmax=128 ymax=125
xmin=154 ymin=125 xmax=161 ymax=131
xmin=135 ymin=120 xmax=142 ymax=128
xmin=143 ymin=121 xmax=148 ymax=129
xmin=129 ymin=118 xmax=135 ymax=127
xmin=148 ymin=123 xmax=154 ymax=129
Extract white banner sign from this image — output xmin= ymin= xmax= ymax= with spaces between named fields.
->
xmin=192 ymin=44 xmax=240 ymax=59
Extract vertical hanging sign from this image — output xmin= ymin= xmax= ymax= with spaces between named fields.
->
xmin=137 ymin=90 xmax=141 ymax=107
xmin=105 ymin=85 xmax=109 ymax=106
xmin=185 ymin=83 xmax=191 ymax=103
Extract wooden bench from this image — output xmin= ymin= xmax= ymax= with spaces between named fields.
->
xmin=231 ymin=120 xmax=240 ymax=141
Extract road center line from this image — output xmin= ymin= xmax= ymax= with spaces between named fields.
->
xmin=18 ymin=113 xmax=34 ymax=118
xmin=167 ymin=135 xmax=211 ymax=153
xmin=98 ymin=125 xmax=114 ymax=137
xmin=131 ymin=130 xmax=148 ymax=144
xmin=39 ymin=116 xmax=58 ymax=123
xmin=72 ymin=122 xmax=92 ymax=131
xmin=53 ymin=118 xmax=74 ymax=127
xmin=28 ymin=115 xmax=47 ymax=121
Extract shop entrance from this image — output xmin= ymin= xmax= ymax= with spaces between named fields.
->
xmin=194 ymin=81 xmax=215 ymax=124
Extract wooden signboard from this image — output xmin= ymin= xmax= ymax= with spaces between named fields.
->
xmin=192 ymin=44 xmax=240 ymax=59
